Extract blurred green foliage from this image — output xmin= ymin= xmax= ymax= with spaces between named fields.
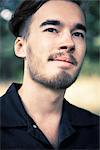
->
xmin=0 ymin=0 xmax=99 ymax=81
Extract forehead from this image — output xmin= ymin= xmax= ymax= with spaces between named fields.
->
xmin=31 ymin=0 xmax=85 ymax=27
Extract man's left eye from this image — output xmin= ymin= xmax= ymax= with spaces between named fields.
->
xmin=72 ymin=32 xmax=84 ymax=38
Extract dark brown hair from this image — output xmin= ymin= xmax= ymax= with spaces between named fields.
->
xmin=9 ymin=0 xmax=83 ymax=38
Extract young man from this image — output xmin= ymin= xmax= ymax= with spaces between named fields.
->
xmin=0 ymin=0 xmax=99 ymax=149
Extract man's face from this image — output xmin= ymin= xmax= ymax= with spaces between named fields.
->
xmin=25 ymin=0 xmax=86 ymax=89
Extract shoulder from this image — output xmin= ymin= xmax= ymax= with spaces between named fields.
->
xmin=0 ymin=83 xmax=15 ymax=109
xmin=64 ymin=99 xmax=99 ymax=126
xmin=0 ymin=83 xmax=22 ymax=127
xmin=0 ymin=91 xmax=9 ymax=108
xmin=0 ymin=83 xmax=21 ymax=106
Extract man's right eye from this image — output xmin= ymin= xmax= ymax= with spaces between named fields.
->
xmin=43 ymin=28 xmax=58 ymax=33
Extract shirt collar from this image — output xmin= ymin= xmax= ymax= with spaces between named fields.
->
xmin=0 ymin=83 xmax=99 ymax=128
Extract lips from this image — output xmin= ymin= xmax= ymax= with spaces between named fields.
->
xmin=53 ymin=56 xmax=73 ymax=64
xmin=48 ymin=53 xmax=78 ymax=66
xmin=49 ymin=56 xmax=75 ymax=66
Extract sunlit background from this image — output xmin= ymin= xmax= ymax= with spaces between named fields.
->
xmin=0 ymin=0 xmax=100 ymax=115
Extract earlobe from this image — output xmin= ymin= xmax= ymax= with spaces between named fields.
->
xmin=14 ymin=37 xmax=26 ymax=58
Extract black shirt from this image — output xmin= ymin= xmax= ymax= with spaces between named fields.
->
xmin=0 ymin=83 xmax=99 ymax=150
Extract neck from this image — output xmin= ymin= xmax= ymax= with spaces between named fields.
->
xmin=18 ymin=76 xmax=65 ymax=118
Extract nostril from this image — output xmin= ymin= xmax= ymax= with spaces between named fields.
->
xmin=59 ymin=46 xmax=75 ymax=53
xmin=70 ymin=47 xmax=75 ymax=52
xmin=60 ymin=46 xmax=68 ymax=50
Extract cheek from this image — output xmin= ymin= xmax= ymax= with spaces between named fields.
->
xmin=32 ymin=35 xmax=55 ymax=55
xmin=26 ymin=42 xmax=48 ymax=71
xmin=40 ymin=36 xmax=56 ymax=54
xmin=75 ymin=40 xmax=86 ymax=62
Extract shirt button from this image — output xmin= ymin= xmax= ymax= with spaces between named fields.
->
xmin=33 ymin=124 xmax=37 ymax=129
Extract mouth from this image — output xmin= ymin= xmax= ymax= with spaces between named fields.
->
xmin=53 ymin=57 xmax=74 ymax=64
xmin=48 ymin=55 xmax=77 ymax=66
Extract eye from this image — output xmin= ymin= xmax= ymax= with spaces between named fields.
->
xmin=43 ymin=28 xmax=58 ymax=33
xmin=72 ymin=32 xmax=85 ymax=38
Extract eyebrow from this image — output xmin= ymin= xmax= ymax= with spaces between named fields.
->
xmin=40 ymin=19 xmax=63 ymax=27
xmin=72 ymin=23 xmax=87 ymax=33
xmin=40 ymin=19 xmax=86 ymax=33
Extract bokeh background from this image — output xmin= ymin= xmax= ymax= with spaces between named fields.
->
xmin=0 ymin=0 xmax=100 ymax=115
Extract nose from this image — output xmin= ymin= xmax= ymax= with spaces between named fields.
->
xmin=59 ymin=33 xmax=75 ymax=53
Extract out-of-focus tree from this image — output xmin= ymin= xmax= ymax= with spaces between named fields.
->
xmin=0 ymin=0 xmax=23 ymax=81
xmin=0 ymin=0 xmax=99 ymax=81
xmin=80 ymin=0 xmax=100 ymax=76
xmin=86 ymin=0 xmax=99 ymax=60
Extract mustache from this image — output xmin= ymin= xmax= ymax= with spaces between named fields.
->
xmin=48 ymin=51 xmax=78 ymax=66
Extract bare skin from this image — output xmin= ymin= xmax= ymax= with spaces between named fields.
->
xmin=15 ymin=0 xmax=86 ymax=147
xmin=19 ymin=73 xmax=64 ymax=147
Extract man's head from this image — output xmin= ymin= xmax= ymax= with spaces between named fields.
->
xmin=10 ymin=0 xmax=86 ymax=89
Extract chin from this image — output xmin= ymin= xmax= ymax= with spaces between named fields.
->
xmin=32 ymin=70 xmax=79 ymax=90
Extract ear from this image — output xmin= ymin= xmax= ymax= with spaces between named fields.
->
xmin=14 ymin=37 xmax=26 ymax=58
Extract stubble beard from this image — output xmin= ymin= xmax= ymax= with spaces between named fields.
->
xmin=28 ymin=66 xmax=81 ymax=90
xmin=27 ymin=45 xmax=83 ymax=90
